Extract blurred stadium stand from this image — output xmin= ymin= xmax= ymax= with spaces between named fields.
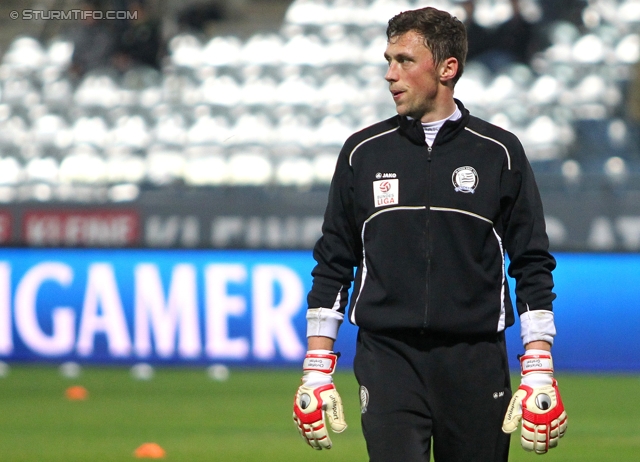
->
xmin=0 ymin=0 xmax=640 ymax=251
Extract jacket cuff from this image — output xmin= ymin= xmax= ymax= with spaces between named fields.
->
xmin=520 ymin=310 xmax=556 ymax=346
xmin=306 ymin=308 xmax=344 ymax=340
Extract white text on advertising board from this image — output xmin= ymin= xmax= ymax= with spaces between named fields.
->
xmin=0 ymin=262 xmax=305 ymax=361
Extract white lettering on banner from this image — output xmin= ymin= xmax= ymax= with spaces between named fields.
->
xmin=76 ymin=264 xmax=131 ymax=357
xmin=24 ymin=211 xmax=138 ymax=246
xmin=211 ymin=216 xmax=324 ymax=248
xmin=252 ymin=265 xmax=305 ymax=360
xmin=2 ymin=260 xmax=307 ymax=361
xmin=134 ymin=264 xmax=201 ymax=358
xmin=211 ymin=217 xmax=243 ymax=246
xmin=0 ymin=263 xmax=12 ymax=354
xmin=145 ymin=216 xmax=200 ymax=247
xmin=14 ymin=262 xmax=76 ymax=355
xmin=205 ymin=264 xmax=249 ymax=359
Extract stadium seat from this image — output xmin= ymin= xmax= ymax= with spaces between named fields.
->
xmin=42 ymin=78 xmax=74 ymax=108
xmin=59 ymin=150 xmax=108 ymax=184
xmin=187 ymin=113 xmax=231 ymax=146
xmin=71 ymin=116 xmax=110 ymax=149
xmin=572 ymin=34 xmax=606 ymax=64
xmin=274 ymin=114 xmax=316 ymax=148
xmin=239 ymin=34 xmax=284 ymax=66
xmin=145 ymin=146 xmax=187 ymax=185
xmin=276 ymin=156 xmax=315 ymax=186
xmin=315 ymin=115 xmax=355 ymax=147
xmin=183 ymin=155 xmax=228 ymax=186
xmin=109 ymin=115 xmax=150 ymax=150
xmin=153 ymin=114 xmax=188 ymax=147
xmin=168 ymin=34 xmax=203 ymax=69
xmin=615 ymin=33 xmax=640 ymax=63
xmin=2 ymin=36 xmax=47 ymax=71
xmin=275 ymin=75 xmax=320 ymax=105
xmin=230 ymin=113 xmax=275 ymax=145
xmin=312 ymin=152 xmax=338 ymax=184
xmin=25 ymin=156 xmax=59 ymax=184
xmin=199 ymin=75 xmax=241 ymax=106
xmin=31 ymin=113 xmax=72 ymax=153
xmin=107 ymin=183 xmax=140 ymax=202
xmin=285 ymin=0 xmax=333 ymax=26
xmin=201 ymin=36 xmax=243 ymax=67
xmin=603 ymin=156 xmax=630 ymax=191
xmin=0 ymin=114 xmax=28 ymax=155
xmin=46 ymin=39 xmax=74 ymax=70
xmin=227 ymin=150 xmax=273 ymax=185
xmin=75 ymin=73 xmax=124 ymax=109
xmin=618 ymin=0 xmax=640 ymax=23
xmin=105 ymin=154 xmax=147 ymax=184
xmin=282 ymin=34 xmax=328 ymax=66
xmin=0 ymin=156 xmax=23 ymax=185
xmin=240 ymin=77 xmax=278 ymax=106
xmin=1 ymin=77 xmax=40 ymax=109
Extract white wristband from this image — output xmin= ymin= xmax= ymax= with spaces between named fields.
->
xmin=303 ymin=350 xmax=338 ymax=375
xmin=520 ymin=349 xmax=554 ymax=376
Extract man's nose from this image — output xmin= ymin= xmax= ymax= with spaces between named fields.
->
xmin=385 ymin=62 xmax=398 ymax=82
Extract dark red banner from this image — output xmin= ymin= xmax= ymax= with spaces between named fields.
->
xmin=23 ymin=210 xmax=140 ymax=246
xmin=0 ymin=212 xmax=12 ymax=244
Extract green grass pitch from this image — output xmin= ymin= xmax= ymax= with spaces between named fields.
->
xmin=0 ymin=365 xmax=638 ymax=461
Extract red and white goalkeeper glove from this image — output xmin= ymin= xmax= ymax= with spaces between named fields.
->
xmin=292 ymin=350 xmax=347 ymax=449
xmin=502 ymin=349 xmax=568 ymax=453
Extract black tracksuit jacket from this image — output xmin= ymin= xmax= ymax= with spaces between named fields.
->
xmin=308 ymin=100 xmax=556 ymax=336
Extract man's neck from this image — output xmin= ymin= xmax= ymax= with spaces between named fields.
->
xmin=420 ymin=98 xmax=458 ymax=123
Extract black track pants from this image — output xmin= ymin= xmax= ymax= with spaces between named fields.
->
xmin=353 ymin=329 xmax=512 ymax=462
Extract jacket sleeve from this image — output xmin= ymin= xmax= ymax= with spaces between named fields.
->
xmin=500 ymin=139 xmax=557 ymax=344
xmin=306 ymin=143 xmax=362 ymax=340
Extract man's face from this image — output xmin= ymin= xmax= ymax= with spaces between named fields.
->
xmin=384 ymin=30 xmax=442 ymax=121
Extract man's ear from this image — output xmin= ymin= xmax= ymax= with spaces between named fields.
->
xmin=440 ymin=57 xmax=459 ymax=83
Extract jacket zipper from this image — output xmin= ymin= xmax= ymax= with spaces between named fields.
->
xmin=423 ymin=145 xmax=433 ymax=331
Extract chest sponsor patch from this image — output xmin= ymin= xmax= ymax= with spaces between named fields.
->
xmin=373 ymin=179 xmax=399 ymax=207
xmin=452 ymin=166 xmax=479 ymax=193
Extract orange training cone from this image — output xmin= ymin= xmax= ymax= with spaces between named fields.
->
xmin=65 ymin=385 xmax=88 ymax=400
xmin=134 ymin=443 xmax=166 ymax=458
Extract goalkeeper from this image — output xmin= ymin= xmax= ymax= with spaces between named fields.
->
xmin=293 ymin=6 xmax=566 ymax=461
xmin=293 ymin=7 xmax=567 ymax=462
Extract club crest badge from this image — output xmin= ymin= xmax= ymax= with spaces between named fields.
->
xmin=359 ymin=385 xmax=369 ymax=414
xmin=452 ymin=166 xmax=479 ymax=193
xmin=373 ymin=179 xmax=399 ymax=207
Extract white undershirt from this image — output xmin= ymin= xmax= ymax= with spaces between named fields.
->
xmin=422 ymin=107 xmax=462 ymax=146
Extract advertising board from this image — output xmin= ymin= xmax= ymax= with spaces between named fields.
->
xmin=0 ymin=249 xmax=638 ymax=371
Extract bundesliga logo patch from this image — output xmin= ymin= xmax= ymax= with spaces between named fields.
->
xmin=373 ymin=179 xmax=399 ymax=207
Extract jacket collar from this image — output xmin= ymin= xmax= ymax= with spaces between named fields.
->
xmin=397 ymin=99 xmax=470 ymax=146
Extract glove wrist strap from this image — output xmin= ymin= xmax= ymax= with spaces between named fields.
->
xmin=520 ymin=350 xmax=554 ymax=376
xmin=303 ymin=351 xmax=338 ymax=375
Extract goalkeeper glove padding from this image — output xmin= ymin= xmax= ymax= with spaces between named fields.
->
xmin=502 ymin=349 xmax=568 ymax=454
xmin=293 ymin=350 xmax=347 ymax=449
